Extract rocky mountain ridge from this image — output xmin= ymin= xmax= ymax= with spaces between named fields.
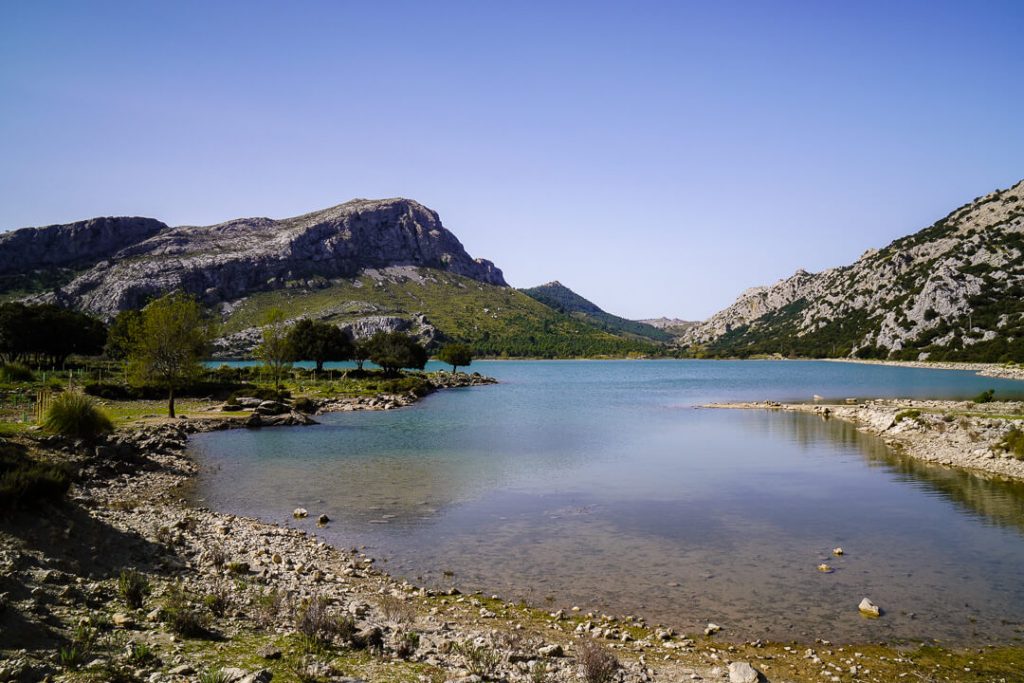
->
xmin=0 ymin=198 xmax=505 ymax=318
xmin=684 ymin=179 xmax=1024 ymax=361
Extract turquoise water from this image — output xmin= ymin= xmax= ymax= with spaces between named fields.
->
xmin=190 ymin=360 xmax=1024 ymax=643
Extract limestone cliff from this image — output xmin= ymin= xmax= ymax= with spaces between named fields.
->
xmin=0 ymin=198 xmax=505 ymax=316
xmin=685 ymin=179 xmax=1024 ymax=360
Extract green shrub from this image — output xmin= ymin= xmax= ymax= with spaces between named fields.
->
xmin=996 ymin=427 xmax=1024 ymax=460
xmin=42 ymin=391 xmax=113 ymax=440
xmin=160 ymin=583 xmax=210 ymax=637
xmin=293 ymin=396 xmax=317 ymax=413
xmin=895 ymin=409 xmax=922 ymax=423
xmin=0 ymin=445 xmax=71 ymax=510
xmin=198 ymin=670 xmax=232 ymax=683
xmin=0 ymin=363 xmax=34 ymax=382
xmin=117 ymin=569 xmax=150 ymax=609
xmin=974 ymin=389 xmax=996 ymax=404
xmin=84 ymin=382 xmax=134 ymax=400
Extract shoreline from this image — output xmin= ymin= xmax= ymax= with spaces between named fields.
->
xmin=819 ymin=358 xmax=1024 ymax=381
xmin=4 ymin=384 xmax=1024 ymax=680
xmin=705 ymin=398 xmax=1024 ymax=481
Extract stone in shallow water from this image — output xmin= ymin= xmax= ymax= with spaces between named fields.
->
xmin=859 ymin=597 xmax=881 ymax=617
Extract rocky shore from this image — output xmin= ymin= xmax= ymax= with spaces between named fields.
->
xmin=706 ymin=399 xmax=1024 ymax=481
xmin=3 ymin=379 xmax=1023 ymax=681
xmin=823 ymin=358 xmax=1024 ymax=381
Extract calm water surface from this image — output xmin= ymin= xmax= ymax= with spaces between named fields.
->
xmin=190 ymin=360 xmax=1024 ymax=643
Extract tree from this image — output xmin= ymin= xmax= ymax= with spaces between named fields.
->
xmin=366 ymin=332 xmax=428 ymax=376
xmin=436 ymin=343 xmax=473 ymax=373
xmin=352 ymin=340 xmax=371 ymax=372
xmin=0 ymin=303 xmax=106 ymax=366
xmin=255 ymin=308 xmax=292 ymax=387
xmin=286 ymin=319 xmax=352 ymax=372
xmin=127 ymin=293 xmax=212 ymax=418
xmin=105 ymin=309 xmax=142 ymax=360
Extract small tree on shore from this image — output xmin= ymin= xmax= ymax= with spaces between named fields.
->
xmin=127 ymin=293 xmax=212 ymax=418
xmin=436 ymin=343 xmax=473 ymax=373
xmin=366 ymin=332 xmax=428 ymax=376
xmin=352 ymin=340 xmax=371 ymax=372
xmin=286 ymin=319 xmax=352 ymax=372
xmin=256 ymin=308 xmax=293 ymax=387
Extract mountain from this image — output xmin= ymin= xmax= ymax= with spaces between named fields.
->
xmin=520 ymin=281 xmax=673 ymax=342
xmin=683 ymin=179 xmax=1024 ymax=361
xmin=0 ymin=198 xmax=504 ymax=316
xmin=0 ymin=199 xmax=660 ymax=358
xmin=637 ymin=317 xmax=698 ymax=336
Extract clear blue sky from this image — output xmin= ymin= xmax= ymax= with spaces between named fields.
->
xmin=1 ymin=1 xmax=1021 ymax=320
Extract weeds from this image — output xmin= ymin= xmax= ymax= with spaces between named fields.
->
xmin=253 ymin=587 xmax=287 ymax=629
xmin=160 ymin=583 xmax=210 ymax=637
xmin=454 ymin=640 xmax=501 ymax=678
xmin=576 ymin=639 xmax=619 ymax=683
xmin=378 ymin=593 xmax=416 ymax=625
xmin=58 ymin=624 xmax=97 ymax=670
xmin=198 ymin=670 xmax=232 ymax=683
xmin=203 ymin=582 xmax=231 ymax=617
xmin=117 ymin=568 xmax=150 ymax=609
xmin=974 ymin=389 xmax=996 ymax=404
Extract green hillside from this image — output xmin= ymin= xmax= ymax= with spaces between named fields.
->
xmin=224 ymin=269 xmax=661 ymax=358
xmin=520 ymin=281 xmax=672 ymax=342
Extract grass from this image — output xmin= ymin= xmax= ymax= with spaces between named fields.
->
xmin=117 ymin=569 xmax=150 ymax=609
xmin=160 ymin=583 xmax=211 ymax=637
xmin=43 ymin=391 xmax=113 ymax=439
xmin=894 ymin=408 xmax=922 ymax=422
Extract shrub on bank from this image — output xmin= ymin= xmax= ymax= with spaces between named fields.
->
xmin=973 ymin=388 xmax=996 ymax=404
xmin=0 ymin=362 xmax=35 ymax=382
xmin=43 ymin=391 xmax=113 ymax=440
xmin=997 ymin=427 xmax=1024 ymax=460
xmin=0 ymin=444 xmax=72 ymax=510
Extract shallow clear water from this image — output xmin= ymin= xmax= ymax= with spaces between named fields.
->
xmin=190 ymin=360 xmax=1024 ymax=643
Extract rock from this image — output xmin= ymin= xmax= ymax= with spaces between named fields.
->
xmin=858 ymin=597 xmax=881 ymax=617
xmin=728 ymin=661 xmax=761 ymax=683
xmin=354 ymin=625 xmax=383 ymax=650
xmin=293 ymin=508 xmax=308 ymax=519
xmin=257 ymin=644 xmax=282 ymax=660
xmin=15 ymin=198 xmax=506 ymax=324
xmin=538 ymin=643 xmax=563 ymax=657
xmin=169 ymin=664 xmax=194 ymax=675
xmin=817 ymin=563 xmax=833 ymax=573
xmin=832 ymin=547 xmax=844 ymax=556
xmin=111 ymin=612 xmax=132 ymax=628
xmin=704 ymin=623 xmax=721 ymax=635
xmin=256 ymin=401 xmax=289 ymax=416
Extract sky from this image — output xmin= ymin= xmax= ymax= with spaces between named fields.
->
xmin=1 ymin=1 xmax=1022 ymax=320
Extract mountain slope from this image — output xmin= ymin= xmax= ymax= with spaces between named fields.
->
xmin=215 ymin=267 xmax=660 ymax=358
xmin=0 ymin=198 xmax=504 ymax=316
xmin=684 ymin=179 xmax=1024 ymax=361
xmin=521 ymin=281 xmax=672 ymax=342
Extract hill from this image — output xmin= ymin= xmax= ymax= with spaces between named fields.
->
xmin=683 ymin=179 xmax=1024 ymax=361
xmin=0 ymin=200 xmax=661 ymax=358
xmin=520 ymin=281 xmax=672 ymax=342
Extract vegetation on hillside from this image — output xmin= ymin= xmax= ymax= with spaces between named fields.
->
xmin=223 ymin=270 xmax=662 ymax=358
xmin=520 ymin=281 xmax=672 ymax=342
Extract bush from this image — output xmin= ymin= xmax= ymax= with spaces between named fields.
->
xmin=997 ymin=427 xmax=1024 ymax=460
xmin=43 ymin=391 xmax=113 ymax=440
xmin=118 ymin=569 xmax=150 ymax=609
xmin=84 ymin=382 xmax=134 ymax=400
xmin=293 ymin=396 xmax=317 ymax=414
xmin=576 ymin=640 xmax=619 ymax=683
xmin=294 ymin=595 xmax=353 ymax=648
xmin=895 ymin=409 xmax=922 ymax=423
xmin=973 ymin=389 xmax=996 ymax=404
xmin=0 ymin=444 xmax=71 ymax=510
xmin=160 ymin=583 xmax=210 ymax=637
xmin=0 ymin=363 xmax=34 ymax=382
